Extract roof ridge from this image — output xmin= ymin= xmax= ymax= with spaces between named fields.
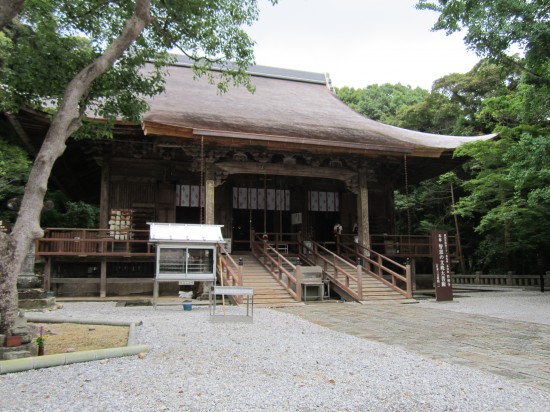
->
xmin=171 ymin=54 xmax=327 ymax=85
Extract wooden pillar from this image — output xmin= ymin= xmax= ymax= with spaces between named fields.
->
xmin=44 ymin=257 xmax=51 ymax=292
xmin=205 ymin=179 xmax=215 ymax=224
xmin=100 ymin=258 xmax=107 ymax=298
xmin=99 ymin=157 xmax=110 ymax=230
xmin=357 ymin=168 xmax=370 ymax=249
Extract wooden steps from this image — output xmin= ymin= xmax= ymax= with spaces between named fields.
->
xmin=360 ymin=273 xmax=409 ymax=302
xmin=316 ymin=250 xmax=409 ymax=302
xmin=235 ymin=254 xmax=304 ymax=307
xmin=232 ymin=251 xmax=410 ymax=305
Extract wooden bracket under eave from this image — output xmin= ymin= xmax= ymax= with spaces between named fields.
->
xmin=142 ymin=121 xmax=194 ymax=138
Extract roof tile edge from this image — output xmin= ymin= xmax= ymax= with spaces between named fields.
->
xmin=171 ymin=54 xmax=327 ymax=85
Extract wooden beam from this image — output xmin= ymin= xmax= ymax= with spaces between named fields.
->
xmin=194 ymin=129 xmax=414 ymax=155
xmin=215 ymin=162 xmax=356 ymax=182
xmin=142 ymin=121 xmax=194 ymax=138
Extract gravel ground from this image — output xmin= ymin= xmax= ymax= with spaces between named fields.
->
xmin=417 ymin=287 xmax=550 ymax=325
xmin=2 ymin=294 xmax=550 ymax=412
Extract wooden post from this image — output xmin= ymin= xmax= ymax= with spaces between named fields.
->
xmin=357 ymin=168 xmax=370 ymax=249
xmin=295 ymin=258 xmax=302 ymax=302
xmin=410 ymin=258 xmax=417 ymax=292
xmin=205 ymin=179 xmax=215 ymax=224
xmin=405 ymin=263 xmax=413 ymax=298
xmin=99 ymin=157 xmax=110 ymax=230
xmin=100 ymin=258 xmax=107 ymax=298
xmin=238 ymin=258 xmax=244 ymax=287
xmin=357 ymin=259 xmax=363 ymax=300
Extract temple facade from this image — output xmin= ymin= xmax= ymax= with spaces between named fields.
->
xmin=4 ymin=57 xmax=494 ymax=297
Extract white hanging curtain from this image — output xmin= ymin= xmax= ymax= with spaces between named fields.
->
xmin=175 ymin=185 xmax=204 ymax=207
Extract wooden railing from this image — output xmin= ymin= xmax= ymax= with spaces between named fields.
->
xmin=453 ymin=272 xmax=549 ymax=288
xmin=368 ymin=234 xmax=459 ymax=258
xmin=338 ymin=239 xmax=412 ymax=299
xmin=300 ymin=241 xmax=363 ymax=301
xmin=36 ymin=228 xmax=155 ymax=257
xmin=250 ymin=230 xmax=300 ymax=255
xmin=251 ymin=232 xmax=301 ymax=302
xmin=216 ymin=244 xmax=244 ymax=304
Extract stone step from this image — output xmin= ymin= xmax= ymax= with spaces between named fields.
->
xmin=4 ymin=350 xmax=32 ymax=360
xmin=0 ymin=343 xmax=37 ymax=359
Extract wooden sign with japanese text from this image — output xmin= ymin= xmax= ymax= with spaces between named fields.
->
xmin=432 ymin=230 xmax=453 ymax=301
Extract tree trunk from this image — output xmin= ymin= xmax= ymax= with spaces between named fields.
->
xmin=0 ymin=232 xmax=17 ymax=334
xmin=0 ymin=0 xmax=152 ymax=335
xmin=0 ymin=0 xmax=24 ymax=30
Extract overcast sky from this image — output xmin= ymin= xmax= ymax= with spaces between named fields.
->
xmin=247 ymin=0 xmax=480 ymax=90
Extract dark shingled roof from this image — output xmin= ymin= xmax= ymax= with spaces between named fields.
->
xmin=143 ymin=60 xmax=495 ymax=157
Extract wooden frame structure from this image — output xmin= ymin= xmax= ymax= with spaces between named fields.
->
xmin=4 ymin=57 xmax=495 ymax=296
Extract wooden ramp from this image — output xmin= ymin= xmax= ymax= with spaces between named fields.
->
xmin=316 ymin=250 xmax=412 ymax=303
xmin=236 ymin=253 xmax=304 ymax=307
xmin=360 ymin=272 xmax=412 ymax=302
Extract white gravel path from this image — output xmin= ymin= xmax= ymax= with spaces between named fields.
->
xmin=1 ymin=294 xmax=549 ymax=411
xmin=417 ymin=287 xmax=550 ymax=325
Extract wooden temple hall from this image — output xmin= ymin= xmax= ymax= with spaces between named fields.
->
xmin=4 ymin=56 xmax=494 ymax=304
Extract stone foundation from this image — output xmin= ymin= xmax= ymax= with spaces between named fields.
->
xmin=18 ymin=297 xmax=56 ymax=310
xmin=1 ymin=313 xmax=39 ymax=360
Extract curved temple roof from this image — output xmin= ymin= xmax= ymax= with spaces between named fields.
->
xmin=142 ymin=59 xmax=495 ymax=158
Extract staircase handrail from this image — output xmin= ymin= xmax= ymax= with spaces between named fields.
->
xmin=216 ymin=243 xmax=244 ymax=304
xmin=338 ymin=239 xmax=412 ymax=299
xmin=300 ymin=240 xmax=363 ymax=301
xmin=251 ymin=233 xmax=301 ymax=301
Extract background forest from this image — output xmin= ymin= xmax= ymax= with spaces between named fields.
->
xmin=337 ymin=58 xmax=549 ymax=275
xmin=1 ymin=0 xmax=548 ymax=276
xmin=336 ymin=0 xmax=550 ymax=276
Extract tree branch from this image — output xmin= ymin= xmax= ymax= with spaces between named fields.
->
xmin=12 ymin=0 xmax=153 ymax=262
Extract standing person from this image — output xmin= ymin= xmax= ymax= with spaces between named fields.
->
xmin=333 ymin=223 xmax=342 ymax=235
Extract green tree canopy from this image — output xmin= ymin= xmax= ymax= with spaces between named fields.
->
xmin=336 ymin=83 xmax=428 ymax=125
xmin=417 ymin=0 xmax=550 ymax=82
xmin=0 ymin=0 xmax=277 ymax=335
xmin=396 ymin=60 xmax=519 ymax=135
xmin=0 ymin=139 xmax=30 ymax=202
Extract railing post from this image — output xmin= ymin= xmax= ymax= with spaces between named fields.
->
xmin=313 ymin=242 xmax=318 ymax=265
xmin=238 ymin=258 xmax=244 ymax=303
xmin=81 ymin=229 xmax=86 ymax=254
xmin=357 ymin=258 xmax=363 ymax=300
xmin=238 ymin=257 xmax=244 ymax=286
xmin=296 ymin=258 xmax=302 ymax=302
xmin=475 ymin=271 xmax=482 ymax=284
xmin=507 ymin=271 xmax=514 ymax=286
xmin=405 ymin=263 xmax=412 ymax=299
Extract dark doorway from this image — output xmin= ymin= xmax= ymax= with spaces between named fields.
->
xmin=232 ymin=208 xmax=291 ymax=250
xmin=308 ymin=211 xmax=340 ymax=242
xmin=176 ymin=207 xmax=201 ymax=224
